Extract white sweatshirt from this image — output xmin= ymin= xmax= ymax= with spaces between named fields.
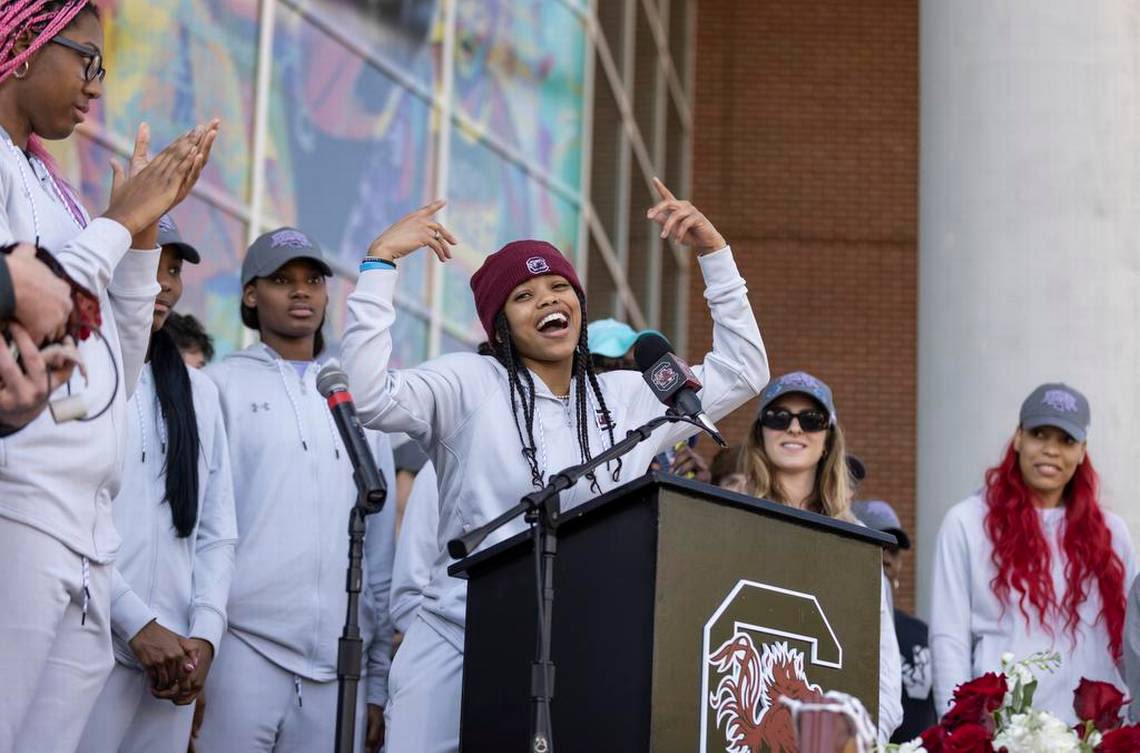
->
xmin=206 ymin=344 xmax=397 ymax=705
xmin=931 ymin=494 xmax=1136 ymax=724
xmin=109 ymin=364 xmax=238 ymax=665
xmin=0 ymin=130 xmax=158 ymax=563
xmin=390 ymin=460 xmax=439 ymax=634
xmin=341 ymin=246 xmax=769 ymax=652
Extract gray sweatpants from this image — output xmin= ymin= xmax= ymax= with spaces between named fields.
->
xmin=0 ymin=518 xmax=113 ymax=753
xmin=76 ymin=662 xmax=195 ymax=753
xmin=385 ymin=616 xmax=463 ymax=753
xmin=194 ymin=631 xmax=367 ymax=752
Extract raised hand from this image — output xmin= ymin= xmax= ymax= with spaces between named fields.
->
xmin=646 ymin=177 xmax=727 ymax=255
xmin=105 ymin=120 xmax=221 ymax=239
xmin=366 ymin=199 xmax=458 ymax=264
xmin=6 ymin=242 xmax=72 ymax=345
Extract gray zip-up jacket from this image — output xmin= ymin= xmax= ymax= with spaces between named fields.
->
xmin=110 ymin=364 xmax=238 ymax=663
xmin=341 ymin=246 xmax=768 ymax=652
xmin=207 ymin=344 xmax=397 ymax=705
xmin=0 ymin=129 xmax=158 ymax=563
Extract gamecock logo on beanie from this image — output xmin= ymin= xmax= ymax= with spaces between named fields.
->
xmin=526 ymin=256 xmax=551 ymax=275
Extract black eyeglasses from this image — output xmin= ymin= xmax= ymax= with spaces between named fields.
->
xmin=759 ymin=408 xmax=830 ymax=433
xmin=50 ymin=36 xmax=105 ymax=83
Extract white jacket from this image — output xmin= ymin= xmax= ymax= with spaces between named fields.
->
xmin=390 ymin=460 xmax=438 ymax=634
xmin=0 ymin=130 xmax=158 ymax=563
xmin=109 ymin=364 xmax=238 ymax=665
xmin=341 ymin=246 xmax=768 ymax=651
xmin=931 ymin=493 xmax=1136 ymax=724
xmin=207 ymin=344 xmax=397 ymax=705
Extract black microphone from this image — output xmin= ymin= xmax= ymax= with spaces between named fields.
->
xmin=633 ymin=333 xmax=727 ymax=447
xmin=317 ymin=362 xmax=388 ymax=511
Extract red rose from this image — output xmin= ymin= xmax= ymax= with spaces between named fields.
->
xmin=943 ymin=695 xmax=996 ymax=733
xmin=1074 ymin=678 xmax=1126 ymax=733
xmin=1095 ymin=724 xmax=1140 ymax=753
xmin=953 ymin=673 xmax=1008 ymax=713
xmin=945 ymin=722 xmax=996 ymax=753
xmin=920 ymin=725 xmax=949 ymax=753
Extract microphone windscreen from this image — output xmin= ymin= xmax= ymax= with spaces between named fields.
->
xmin=633 ymin=332 xmax=673 ymax=372
xmin=316 ymin=360 xmax=349 ymax=398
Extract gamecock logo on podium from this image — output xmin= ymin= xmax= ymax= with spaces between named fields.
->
xmin=699 ymin=581 xmax=843 ymax=753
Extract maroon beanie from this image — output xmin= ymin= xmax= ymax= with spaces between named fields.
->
xmin=469 ymin=240 xmax=585 ymax=341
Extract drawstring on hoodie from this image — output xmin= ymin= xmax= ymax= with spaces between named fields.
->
xmin=133 ymin=378 xmax=167 ymax=463
xmin=134 ymin=392 xmax=148 ymax=463
xmin=275 ymin=360 xmax=310 ymax=452
xmin=80 ymin=556 xmax=90 ymax=625
xmin=294 ymin=675 xmax=303 ymax=707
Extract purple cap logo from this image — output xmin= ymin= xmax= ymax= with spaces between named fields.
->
xmin=526 ymin=256 xmax=551 ymax=275
xmin=1042 ymin=389 xmax=1079 ymax=413
xmin=271 ymin=229 xmax=313 ymax=249
xmin=158 ymin=215 xmax=176 ymax=233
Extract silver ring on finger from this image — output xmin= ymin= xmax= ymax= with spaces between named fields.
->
xmin=433 ymin=230 xmax=442 ymax=242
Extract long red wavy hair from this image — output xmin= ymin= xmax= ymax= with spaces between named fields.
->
xmin=984 ymin=442 xmax=1126 ymax=658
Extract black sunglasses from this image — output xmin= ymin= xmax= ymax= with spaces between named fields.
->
xmin=50 ymin=36 xmax=105 ymax=83
xmin=759 ymin=408 xmax=830 ymax=433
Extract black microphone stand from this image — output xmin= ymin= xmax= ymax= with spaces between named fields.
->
xmin=448 ymin=411 xmax=710 ymax=753
xmin=334 ymin=469 xmax=387 ymax=753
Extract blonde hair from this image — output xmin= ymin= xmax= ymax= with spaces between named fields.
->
xmin=739 ymin=411 xmax=858 ymax=523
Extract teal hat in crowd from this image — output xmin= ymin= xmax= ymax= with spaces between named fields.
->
xmin=587 ymin=318 xmax=662 ymax=358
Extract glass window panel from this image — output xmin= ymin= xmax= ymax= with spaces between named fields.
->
xmin=444 ymin=128 xmax=580 ymax=338
xmin=452 ymin=0 xmax=587 ymax=191
xmin=626 ymin=171 xmax=658 ymax=321
xmin=265 ymin=3 xmax=435 ymax=304
xmin=664 ymin=97 xmax=688 ymax=192
xmin=631 ymin=2 xmax=659 ymax=153
xmin=298 ymin=0 xmax=440 ymax=87
xmin=98 ymin=0 xmax=258 ymax=201
xmin=586 ymin=236 xmax=621 ymax=322
xmin=668 ymin=0 xmax=692 ymax=96
xmin=595 ymin=0 xmax=627 ymax=77
xmin=588 ymin=75 xmax=625 ymax=245
xmin=388 ymin=307 xmax=430 ymax=368
xmin=658 ymin=248 xmax=683 ymax=345
xmin=440 ymin=331 xmax=478 ymax=355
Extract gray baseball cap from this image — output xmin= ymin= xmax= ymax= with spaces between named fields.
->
xmin=757 ymin=371 xmax=837 ymax=423
xmin=851 ymin=500 xmax=910 ymax=549
xmin=156 ymin=215 xmax=200 ymax=264
xmin=241 ymin=227 xmax=332 ymax=286
xmin=1019 ymin=382 xmax=1090 ymax=442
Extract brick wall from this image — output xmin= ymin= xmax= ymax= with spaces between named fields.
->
xmin=687 ymin=0 xmax=920 ymax=610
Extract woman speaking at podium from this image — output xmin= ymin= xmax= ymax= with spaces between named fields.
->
xmin=341 ymin=179 xmax=768 ymax=753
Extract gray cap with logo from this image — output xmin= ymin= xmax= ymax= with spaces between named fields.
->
xmin=757 ymin=371 xmax=838 ymax=422
xmin=241 ymin=227 xmax=333 ymax=286
xmin=1019 ymin=382 xmax=1090 ymax=442
xmin=156 ymin=214 xmax=200 ymax=264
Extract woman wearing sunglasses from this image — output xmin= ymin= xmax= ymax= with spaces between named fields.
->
xmin=738 ymin=371 xmax=902 ymax=742
xmin=0 ymin=3 xmax=218 ymax=751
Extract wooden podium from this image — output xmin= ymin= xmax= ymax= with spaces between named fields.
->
xmin=450 ymin=474 xmax=894 ymax=753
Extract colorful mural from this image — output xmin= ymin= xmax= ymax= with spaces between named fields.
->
xmin=47 ymin=0 xmax=589 ymax=361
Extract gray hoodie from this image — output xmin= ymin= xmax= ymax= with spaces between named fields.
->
xmin=342 ymin=246 xmax=768 ymax=652
xmin=0 ymin=129 xmax=159 ymax=563
xmin=207 ymin=343 xmax=397 ymax=705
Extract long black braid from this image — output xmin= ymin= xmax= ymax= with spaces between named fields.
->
xmin=488 ymin=291 xmax=623 ymax=494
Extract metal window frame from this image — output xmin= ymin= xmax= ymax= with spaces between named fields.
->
xmin=79 ymin=0 xmax=694 ymax=356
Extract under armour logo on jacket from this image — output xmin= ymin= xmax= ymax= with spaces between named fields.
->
xmin=251 ymin=402 xmax=270 ymax=413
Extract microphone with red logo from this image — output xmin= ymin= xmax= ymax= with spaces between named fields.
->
xmin=633 ymin=333 xmax=727 ymax=447
xmin=316 ymin=361 xmax=387 ymax=511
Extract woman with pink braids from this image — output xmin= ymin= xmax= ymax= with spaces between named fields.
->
xmin=0 ymin=3 xmax=219 ymax=752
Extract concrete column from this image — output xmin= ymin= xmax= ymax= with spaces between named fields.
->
xmin=917 ymin=0 xmax=1140 ymax=617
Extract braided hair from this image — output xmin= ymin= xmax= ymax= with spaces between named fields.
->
xmin=487 ymin=291 xmax=622 ymax=494
xmin=0 ymin=2 xmax=99 ymax=184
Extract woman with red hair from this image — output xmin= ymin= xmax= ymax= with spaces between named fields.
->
xmin=930 ymin=383 xmax=1135 ymax=724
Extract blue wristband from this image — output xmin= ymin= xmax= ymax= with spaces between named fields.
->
xmin=360 ymin=257 xmax=397 ymax=272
